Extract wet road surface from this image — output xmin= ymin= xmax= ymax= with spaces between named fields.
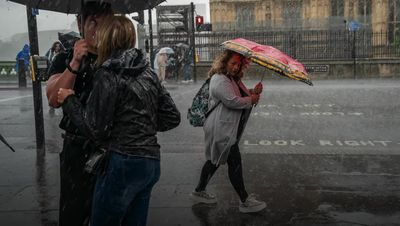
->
xmin=0 ymin=79 xmax=399 ymax=226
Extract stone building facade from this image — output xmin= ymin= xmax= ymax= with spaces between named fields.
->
xmin=210 ymin=0 xmax=400 ymax=34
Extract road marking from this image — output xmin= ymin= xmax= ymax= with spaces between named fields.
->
xmin=0 ymin=95 xmax=32 ymax=103
xmin=252 ymin=111 xmax=364 ymax=117
xmin=244 ymin=140 xmax=396 ymax=147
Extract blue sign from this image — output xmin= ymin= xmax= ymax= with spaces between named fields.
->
xmin=349 ymin=21 xmax=360 ymax=31
xmin=32 ymin=8 xmax=39 ymax=16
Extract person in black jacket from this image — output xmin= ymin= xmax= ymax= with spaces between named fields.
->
xmin=57 ymin=15 xmax=181 ymax=226
xmin=45 ymin=2 xmax=113 ymax=226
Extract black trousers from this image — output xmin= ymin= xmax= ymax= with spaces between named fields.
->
xmin=59 ymin=135 xmax=96 ymax=226
xmin=195 ymin=143 xmax=248 ymax=202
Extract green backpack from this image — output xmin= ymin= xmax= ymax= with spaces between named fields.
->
xmin=187 ymin=78 xmax=219 ymax=127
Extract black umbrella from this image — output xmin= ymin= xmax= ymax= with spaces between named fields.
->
xmin=8 ymin=0 xmax=165 ymax=14
xmin=0 ymin=133 xmax=16 ymax=152
xmin=7 ymin=0 xmax=165 ymax=150
xmin=58 ymin=31 xmax=80 ymax=50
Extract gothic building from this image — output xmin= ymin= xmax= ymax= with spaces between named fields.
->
xmin=210 ymin=0 xmax=400 ymax=34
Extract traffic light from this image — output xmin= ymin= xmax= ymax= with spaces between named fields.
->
xmin=195 ymin=16 xmax=204 ymax=31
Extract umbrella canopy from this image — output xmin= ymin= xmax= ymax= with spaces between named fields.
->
xmin=8 ymin=0 xmax=165 ymax=14
xmin=158 ymin=47 xmax=174 ymax=54
xmin=221 ymin=38 xmax=313 ymax=86
xmin=58 ymin=31 xmax=80 ymax=50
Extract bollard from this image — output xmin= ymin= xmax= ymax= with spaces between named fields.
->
xmin=18 ymin=59 xmax=27 ymax=88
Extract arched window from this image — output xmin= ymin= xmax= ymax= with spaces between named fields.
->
xmin=283 ymin=0 xmax=301 ymax=29
xmin=389 ymin=0 xmax=400 ymax=43
xmin=235 ymin=3 xmax=254 ymax=30
xmin=357 ymin=0 xmax=371 ymax=25
xmin=331 ymin=0 xmax=344 ymax=17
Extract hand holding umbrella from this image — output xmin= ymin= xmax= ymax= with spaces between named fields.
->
xmin=253 ymin=82 xmax=263 ymax=94
xmin=250 ymin=93 xmax=260 ymax=106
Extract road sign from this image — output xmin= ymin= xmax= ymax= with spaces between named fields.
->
xmin=349 ymin=21 xmax=360 ymax=31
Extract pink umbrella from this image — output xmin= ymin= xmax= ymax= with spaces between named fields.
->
xmin=221 ymin=38 xmax=313 ymax=86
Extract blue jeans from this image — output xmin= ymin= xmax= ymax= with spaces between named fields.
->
xmin=91 ymin=152 xmax=160 ymax=226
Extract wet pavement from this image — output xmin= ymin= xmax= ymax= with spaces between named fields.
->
xmin=0 ymin=78 xmax=400 ymax=226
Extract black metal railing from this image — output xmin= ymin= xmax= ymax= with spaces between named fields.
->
xmin=184 ymin=30 xmax=400 ymax=62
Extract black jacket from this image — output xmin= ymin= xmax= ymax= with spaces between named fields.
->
xmin=48 ymin=50 xmax=97 ymax=135
xmin=62 ymin=49 xmax=180 ymax=159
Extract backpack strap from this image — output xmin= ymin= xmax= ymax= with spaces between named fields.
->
xmin=205 ymin=101 xmax=220 ymax=118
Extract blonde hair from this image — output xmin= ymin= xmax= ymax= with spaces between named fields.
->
xmin=95 ymin=15 xmax=136 ymax=65
xmin=208 ymin=49 xmax=248 ymax=78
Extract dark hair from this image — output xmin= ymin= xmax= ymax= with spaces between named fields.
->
xmin=51 ymin=41 xmax=64 ymax=52
xmin=77 ymin=2 xmax=113 ymax=24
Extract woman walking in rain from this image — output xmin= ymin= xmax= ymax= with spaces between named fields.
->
xmin=57 ymin=15 xmax=180 ymax=226
xmin=190 ymin=49 xmax=266 ymax=213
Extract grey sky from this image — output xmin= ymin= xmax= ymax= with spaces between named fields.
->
xmin=0 ymin=0 xmax=209 ymax=41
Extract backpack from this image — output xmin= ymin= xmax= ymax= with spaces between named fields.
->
xmin=187 ymin=78 xmax=219 ymax=127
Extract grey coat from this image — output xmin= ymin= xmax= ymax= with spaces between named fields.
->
xmin=203 ymin=73 xmax=253 ymax=165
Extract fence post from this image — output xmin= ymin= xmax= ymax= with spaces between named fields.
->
xmin=18 ymin=59 xmax=27 ymax=88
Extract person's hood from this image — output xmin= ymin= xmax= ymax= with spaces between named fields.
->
xmin=22 ymin=44 xmax=30 ymax=54
xmin=102 ymin=48 xmax=148 ymax=76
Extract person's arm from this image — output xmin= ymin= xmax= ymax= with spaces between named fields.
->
xmin=157 ymin=83 xmax=181 ymax=132
xmin=46 ymin=39 xmax=89 ymax=108
xmin=46 ymin=65 xmax=78 ymax=108
xmin=60 ymin=69 xmax=118 ymax=143
xmin=212 ymin=76 xmax=258 ymax=109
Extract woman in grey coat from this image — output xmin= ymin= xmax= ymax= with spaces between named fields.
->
xmin=190 ymin=49 xmax=266 ymax=213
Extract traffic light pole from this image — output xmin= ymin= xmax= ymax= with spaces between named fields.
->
xmin=148 ymin=8 xmax=154 ymax=68
xmin=190 ymin=2 xmax=197 ymax=82
xmin=26 ymin=6 xmax=45 ymax=153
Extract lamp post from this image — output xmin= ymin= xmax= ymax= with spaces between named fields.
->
xmin=349 ymin=21 xmax=360 ymax=79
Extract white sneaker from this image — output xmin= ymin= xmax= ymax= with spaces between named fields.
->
xmin=239 ymin=194 xmax=266 ymax=213
xmin=190 ymin=190 xmax=217 ymax=204
xmin=181 ymin=80 xmax=188 ymax=84
xmin=188 ymin=79 xmax=194 ymax=83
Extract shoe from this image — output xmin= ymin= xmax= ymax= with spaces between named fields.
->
xmin=190 ymin=190 xmax=217 ymax=204
xmin=188 ymin=79 xmax=194 ymax=83
xmin=181 ymin=80 xmax=188 ymax=84
xmin=239 ymin=194 xmax=266 ymax=213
